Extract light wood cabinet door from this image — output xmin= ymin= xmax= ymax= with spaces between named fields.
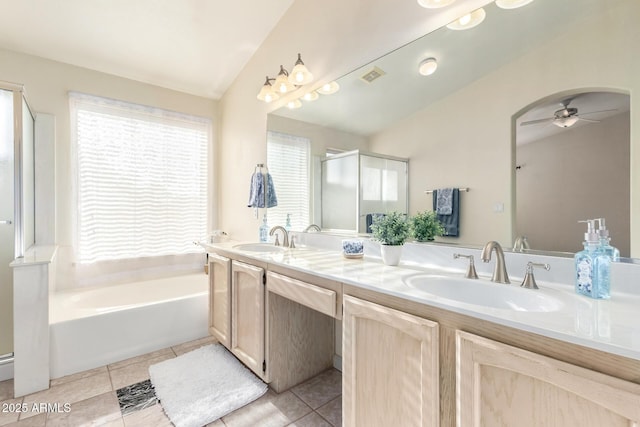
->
xmin=208 ymin=253 xmax=231 ymax=348
xmin=343 ymin=295 xmax=439 ymax=427
xmin=231 ymin=260 xmax=266 ymax=380
xmin=456 ymin=331 xmax=640 ymax=427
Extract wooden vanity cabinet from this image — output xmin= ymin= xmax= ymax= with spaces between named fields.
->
xmin=342 ymin=295 xmax=440 ymax=427
xmin=207 ymin=250 xmax=337 ymax=390
xmin=457 ymin=331 xmax=640 ymax=427
xmin=343 ymin=284 xmax=640 ymax=427
xmin=230 ymin=260 xmax=267 ymax=381
xmin=208 ymin=253 xmax=231 ymax=347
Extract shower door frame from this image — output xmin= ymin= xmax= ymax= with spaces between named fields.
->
xmin=0 ymin=80 xmax=35 ymax=359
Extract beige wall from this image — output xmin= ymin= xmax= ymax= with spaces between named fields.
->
xmin=368 ymin=0 xmax=640 ymax=254
xmin=217 ymin=0 xmax=490 ymax=241
xmin=516 ymin=112 xmax=630 ymax=255
xmin=267 ymin=115 xmax=368 ymax=157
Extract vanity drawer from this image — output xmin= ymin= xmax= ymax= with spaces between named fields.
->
xmin=267 ymin=271 xmax=337 ymax=318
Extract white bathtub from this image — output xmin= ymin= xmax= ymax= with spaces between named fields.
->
xmin=49 ymin=273 xmax=209 ymax=379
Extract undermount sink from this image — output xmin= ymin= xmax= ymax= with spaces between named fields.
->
xmin=232 ymin=243 xmax=286 ymax=253
xmin=402 ymin=274 xmax=564 ymax=312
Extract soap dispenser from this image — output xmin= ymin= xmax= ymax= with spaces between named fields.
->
xmin=259 ymin=214 xmax=269 ymax=243
xmin=596 ymin=218 xmax=620 ymax=262
xmin=285 ymin=213 xmax=292 ymax=233
xmin=574 ymin=219 xmax=611 ymax=299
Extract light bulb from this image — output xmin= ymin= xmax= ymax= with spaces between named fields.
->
xmin=419 ymin=58 xmax=438 ymax=76
xmin=446 ymin=8 xmax=486 ymax=30
xmin=417 ymin=0 xmax=455 ymax=8
xmin=317 ymin=81 xmax=339 ymax=95
xmin=459 ymin=14 xmax=471 ymax=26
xmin=495 ymin=0 xmax=535 ymax=9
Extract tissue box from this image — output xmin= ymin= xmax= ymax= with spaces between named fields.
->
xmin=342 ymin=239 xmax=364 ymax=259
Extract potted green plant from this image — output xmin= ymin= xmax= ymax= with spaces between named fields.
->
xmin=409 ymin=210 xmax=445 ymax=242
xmin=370 ymin=211 xmax=410 ymax=265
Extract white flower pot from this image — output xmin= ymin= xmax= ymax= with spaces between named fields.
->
xmin=380 ymin=244 xmax=403 ymax=266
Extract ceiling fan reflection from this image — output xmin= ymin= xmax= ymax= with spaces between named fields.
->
xmin=520 ymin=99 xmax=618 ymax=128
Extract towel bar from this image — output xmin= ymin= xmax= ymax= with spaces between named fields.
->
xmin=424 ymin=187 xmax=469 ymax=194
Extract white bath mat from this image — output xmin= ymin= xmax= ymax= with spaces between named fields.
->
xmin=149 ymin=343 xmax=267 ymax=427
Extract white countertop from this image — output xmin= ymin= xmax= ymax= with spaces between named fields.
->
xmin=10 ymin=245 xmax=58 ymax=268
xmin=204 ymin=240 xmax=640 ymax=362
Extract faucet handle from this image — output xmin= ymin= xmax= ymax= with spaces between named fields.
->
xmin=520 ymin=262 xmax=550 ymax=290
xmin=289 ymin=235 xmax=296 ymax=248
xmin=274 ymin=234 xmax=281 ymax=246
xmin=453 ymin=253 xmax=479 ymax=279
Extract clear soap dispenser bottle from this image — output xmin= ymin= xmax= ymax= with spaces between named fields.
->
xmin=285 ymin=213 xmax=292 ymax=233
xmin=596 ymin=218 xmax=620 ymax=262
xmin=575 ymin=219 xmax=611 ymax=299
xmin=259 ymin=214 xmax=269 ymax=243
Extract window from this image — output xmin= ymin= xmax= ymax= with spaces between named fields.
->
xmin=70 ymin=92 xmax=210 ymax=264
xmin=266 ymin=131 xmax=310 ymax=231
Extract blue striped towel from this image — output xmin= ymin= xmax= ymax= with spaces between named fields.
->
xmin=248 ymin=172 xmax=278 ymax=208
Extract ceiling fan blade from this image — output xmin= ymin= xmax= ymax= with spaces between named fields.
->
xmin=578 ymin=108 xmax=619 ymax=116
xmin=578 ymin=117 xmax=600 ymax=123
xmin=520 ymin=117 xmax=553 ymax=126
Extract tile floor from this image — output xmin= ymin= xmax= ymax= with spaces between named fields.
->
xmin=0 ymin=336 xmax=342 ymax=427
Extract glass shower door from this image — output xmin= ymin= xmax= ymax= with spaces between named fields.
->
xmin=0 ymin=88 xmax=15 ymax=357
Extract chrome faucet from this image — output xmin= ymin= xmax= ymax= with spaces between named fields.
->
xmin=269 ymin=226 xmax=289 ymax=247
xmin=480 ymin=241 xmax=510 ymax=284
xmin=303 ymin=224 xmax=321 ymax=233
xmin=512 ymin=235 xmax=530 ymax=252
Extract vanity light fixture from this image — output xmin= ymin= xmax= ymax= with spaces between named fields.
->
xmin=287 ymin=99 xmax=302 ymax=109
xmin=274 ymin=65 xmax=296 ymax=94
xmin=257 ymin=53 xmax=315 ymax=102
xmin=495 ymin=0 xmax=535 ymax=9
xmin=418 ymin=58 xmax=438 ymax=76
xmin=288 ymin=54 xmax=314 ymax=85
xmin=256 ymin=76 xmax=279 ymax=103
xmin=446 ymin=8 xmax=486 ymax=30
xmin=302 ymin=91 xmax=319 ymax=101
xmin=316 ymin=81 xmax=340 ymax=95
xmin=417 ymin=0 xmax=455 ymax=8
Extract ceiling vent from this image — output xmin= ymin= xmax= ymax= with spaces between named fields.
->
xmin=360 ymin=66 xmax=386 ymax=84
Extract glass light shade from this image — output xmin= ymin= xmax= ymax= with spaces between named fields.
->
xmin=302 ymin=91 xmax=319 ymax=101
xmin=495 ymin=0 xmax=534 ymax=9
xmin=257 ymin=79 xmax=279 ymax=103
xmin=553 ymin=116 xmax=579 ymax=128
xmin=289 ymin=65 xmax=313 ymax=85
xmin=287 ymin=99 xmax=302 ymax=109
xmin=446 ymin=8 xmax=486 ymax=30
xmin=417 ymin=0 xmax=455 ymax=8
xmin=316 ymin=81 xmax=340 ymax=95
xmin=419 ymin=58 xmax=438 ymax=76
xmin=274 ymin=66 xmax=295 ymax=94
xmin=288 ymin=54 xmax=314 ymax=85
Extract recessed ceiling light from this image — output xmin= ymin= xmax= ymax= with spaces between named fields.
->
xmin=317 ymin=81 xmax=340 ymax=95
xmin=446 ymin=8 xmax=486 ymax=30
xmin=495 ymin=0 xmax=535 ymax=10
xmin=419 ymin=58 xmax=438 ymax=76
xmin=417 ymin=0 xmax=455 ymax=8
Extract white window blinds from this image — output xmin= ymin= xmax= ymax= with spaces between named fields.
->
xmin=266 ymin=131 xmax=310 ymax=231
xmin=70 ymin=92 xmax=210 ymax=264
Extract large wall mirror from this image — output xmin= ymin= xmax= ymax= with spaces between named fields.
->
xmin=267 ymin=0 xmax=638 ymax=258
